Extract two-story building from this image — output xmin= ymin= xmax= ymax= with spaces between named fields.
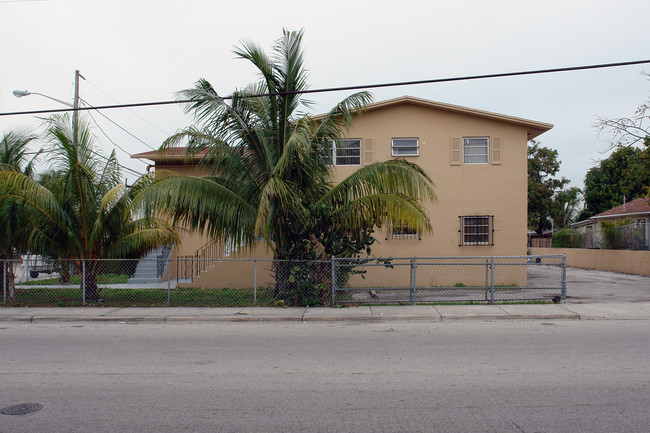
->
xmin=133 ymin=96 xmax=553 ymax=286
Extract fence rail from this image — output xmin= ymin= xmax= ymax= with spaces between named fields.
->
xmin=2 ymin=255 xmax=566 ymax=307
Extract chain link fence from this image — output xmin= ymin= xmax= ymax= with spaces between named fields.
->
xmin=2 ymin=255 xmax=566 ymax=307
xmin=333 ymin=255 xmax=566 ymax=304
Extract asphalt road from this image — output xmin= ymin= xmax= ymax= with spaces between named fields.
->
xmin=1 ymin=320 xmax=649 ymax=432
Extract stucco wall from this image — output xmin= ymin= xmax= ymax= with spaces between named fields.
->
xmin=528 ymin=247 xmax=650 ymax=276
xmin=333 ymin=102 xmax=532 ymax=258
xmin=144 ymin=99 xmax=550 ymax=283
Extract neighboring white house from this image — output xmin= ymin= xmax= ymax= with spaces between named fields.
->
xmin=572 ymin=197 xmax=650 ymax=249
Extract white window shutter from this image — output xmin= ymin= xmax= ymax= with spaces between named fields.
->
xmin=450 ymin=137 xmax=461 ymax=165
xmin=364 ymin=139 xmax=374 ymax=164
xmin=491 ymin=136 xmax=502 ymax=165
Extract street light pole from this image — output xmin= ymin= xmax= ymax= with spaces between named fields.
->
xmin=13 ymin=69 xmax=84 ymax=144
xmin=13 ymin=69 xmax=83 ymax=112
xmin=72 ymin=70 xmax=81 ymax=141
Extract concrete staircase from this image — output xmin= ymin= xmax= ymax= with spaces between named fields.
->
xmin=127 ymin=247 xmax=173 ymax=284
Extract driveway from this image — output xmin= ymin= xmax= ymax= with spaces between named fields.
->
xmin=566 ymin=267 xmax=650 ymax=303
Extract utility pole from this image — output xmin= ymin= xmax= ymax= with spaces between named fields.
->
xmin=72 ymin=70 xmax=82 ymax=140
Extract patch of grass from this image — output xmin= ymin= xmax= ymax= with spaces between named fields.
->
xmin=3 ymin=286 xmax=276 ymax=307
xmin=20 ymin=273 xmax=130 ymax=286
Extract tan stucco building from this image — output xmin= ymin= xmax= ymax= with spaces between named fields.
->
xmin=133 ymin=96 xmax=552 ymax=286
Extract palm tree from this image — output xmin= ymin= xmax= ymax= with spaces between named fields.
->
xmin=0 ymin=115 xmax=179 ymax=301
xmin=139 ymin=30 xmax=436 ymax=304
xmin=0 ymin=130 xmax=39 ymax=299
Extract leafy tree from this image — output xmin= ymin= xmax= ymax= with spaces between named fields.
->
xmin=582 ymin=139 xmax=650 ymax=217
xmin=528 ymin=140 xmax=568 ymax=234
xmin=550 ymin=186 xmax=582 ymax=229
xmin=141 ymin=30 xmax=436 ymax=305
xmin=0 ymin=115 xmax=179 ymax=301
xmin=0 ymin=130 xmax=39 ymax=299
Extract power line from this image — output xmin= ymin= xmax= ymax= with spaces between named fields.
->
xmin=25 ymin=147 xmax=145 ymax=178
xmin=2 ymin=59 xmax=649 ymax=118
xmin=80 ymin=98 xmax=156 ymax=150
xmin=82 ymin=104 xmax=151 ymax=168
xmin=24 ymin=141 xmax=146 ymax=178
xmin=84 ymin=78 xmax=171 ymax=136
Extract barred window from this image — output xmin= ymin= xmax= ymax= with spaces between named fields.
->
xmin=387 ymin=221 xmax=420 ymax=240
xmin=459 ymin=215 xmax=494 ymax=246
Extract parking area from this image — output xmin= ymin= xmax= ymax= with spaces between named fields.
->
xmin=565 ymin=267 xmax=650 ymax=303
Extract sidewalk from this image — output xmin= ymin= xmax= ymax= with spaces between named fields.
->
xmin=1 ymin=302 xmax=649 ymax=324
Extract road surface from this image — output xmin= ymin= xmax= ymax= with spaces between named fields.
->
xmin=1 ymin=320 xmax=649 ymax=432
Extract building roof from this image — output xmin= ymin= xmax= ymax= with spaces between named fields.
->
xmin=132 ymin=147 xmax=208 ymax=163
xmin=591 ymin=197 xmax=650 ymax=219
xmin=133 ymin=96 xmax=554 ymax=163
xmin=312 ymin=95 xmax=554 ymax=139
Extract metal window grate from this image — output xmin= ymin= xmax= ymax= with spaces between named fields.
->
xmin=387 ymin=223 xmax=420 ymax=240
xmin=459 ymin=215 xmax=494 ymax=246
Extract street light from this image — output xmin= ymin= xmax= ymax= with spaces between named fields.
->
xmin=12 ymin=89 xmax=74 ymax=108
xmin=12 ymin=70 xmax=83 ymax=133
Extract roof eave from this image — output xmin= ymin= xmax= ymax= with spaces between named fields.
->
xmin=312 ymin=95 xmax=554 ymax=136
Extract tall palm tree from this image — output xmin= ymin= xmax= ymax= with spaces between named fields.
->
xmin=0 ymin=130 xmax=39 ymax=298
xmin=0 ymin=115 xmax=179 ymax=300
xmin=139 ymin=30 xmax=436 ymax=303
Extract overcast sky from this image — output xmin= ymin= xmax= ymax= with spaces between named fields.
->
xmin=1 ymin=0 xmax=649 ymax=188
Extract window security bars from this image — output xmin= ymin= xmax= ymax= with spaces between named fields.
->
xmin=386 ymin=222 xmax=420 ymax=240
xmin=460 ymin=215 xmax=494 ymax=246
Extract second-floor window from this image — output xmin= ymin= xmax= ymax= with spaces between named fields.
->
xmin=392 ymin=138 xmax=419 ymax=156
xmin=463 ymin=137 xmax=489 ymax=164
xmin=327 ymin=139 xmax=361 ymax=165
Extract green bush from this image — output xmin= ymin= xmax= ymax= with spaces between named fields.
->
xmin=552 ymin=229 xmax=582 ymax=248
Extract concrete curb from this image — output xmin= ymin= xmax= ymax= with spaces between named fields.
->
xmin=1 ymin=302 xmax=649 ymax=323
xmin=0 ymin=312 xmax=604 ymax=323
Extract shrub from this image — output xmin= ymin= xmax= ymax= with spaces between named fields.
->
xmin=552 ymin=229 xmax=582 ymax=248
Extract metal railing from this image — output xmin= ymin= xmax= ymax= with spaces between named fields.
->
xmin=176 ymin=241 xmax=225 ymax=281
xmin=2 ymin=255 xmax=566 ymax=307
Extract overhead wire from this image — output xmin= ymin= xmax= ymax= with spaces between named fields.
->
xmin=1 ymin=59 xmax=649 ymax=118
xmin=80 ymin=98 xmax=156 ymax=150
xmin=83 ymin=78 xmax=171 ymax=136
xmin=81 ymin=102 xmax=150 ymax=166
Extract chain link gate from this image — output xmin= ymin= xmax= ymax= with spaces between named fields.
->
xmin=332 ymin=255 xmax=566 ymax=305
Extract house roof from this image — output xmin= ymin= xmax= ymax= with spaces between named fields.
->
xmin=133 ymin=96 xmax=554 ymax=163
xmin=591 ymin=197 xmax=650 ymax=219
xmin=132 ymin=147 xmax=208 ymax=163
xmin=312 ymin=95 xmax=554 ymax=139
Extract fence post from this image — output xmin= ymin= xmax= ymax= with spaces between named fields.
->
xmin=490 ymin=256 xmax=495 ymax=304
xmin=561 ymin=254 xmax=567 ymax=302
xmin=331 ymin=256 xmax=336 ymax=306
xmin=82 ymin=260 xmax=86 ymax=304
xmin=484 ymin=258 xmax=489 ymax=301
xmin=254 ymin=259 xmax=257 ymax=304
xmin=411 ymin=257 xmax=417 ymax=305
xmin=167 ymin=257 xmax=171 ymax=307
xmin=3 ymin=260 xmax=6 ymax=305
